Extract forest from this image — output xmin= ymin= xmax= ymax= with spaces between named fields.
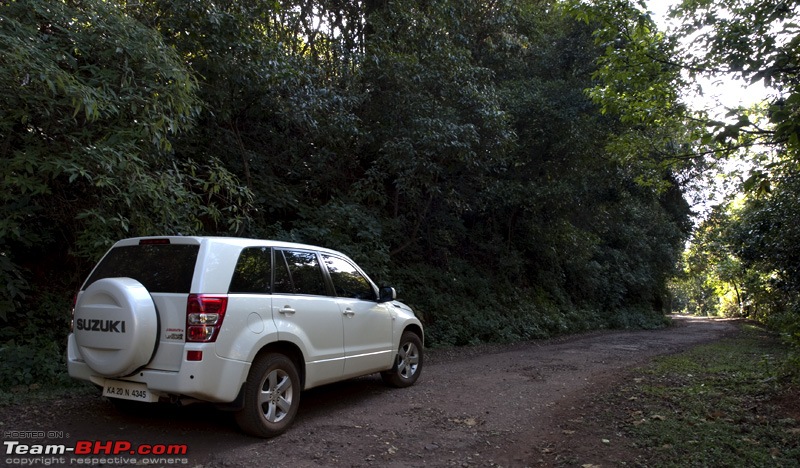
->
xmin=1 ymin=0 xmax=798 ymax=389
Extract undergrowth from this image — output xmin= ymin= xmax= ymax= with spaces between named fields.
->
xmin=607 ymin=323 xmax=800 ymax=466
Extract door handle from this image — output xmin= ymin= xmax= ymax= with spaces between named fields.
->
xmin=342 ymin=308 xmax=355 ymax=318
xmin=279 ymin=306 xmax=296 ymax=315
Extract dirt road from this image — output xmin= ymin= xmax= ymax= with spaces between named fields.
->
xmin=1 ymin=316 xmax=737 ymax=467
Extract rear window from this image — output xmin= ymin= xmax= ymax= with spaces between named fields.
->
xmin=83 ymin=244 xmax=199 ymax=293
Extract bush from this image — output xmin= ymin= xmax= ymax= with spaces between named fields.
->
xmin=0 ymin=290 xmax=74 ymax=393
xmin=393 ymin=261 xmax=662 ymax=348
xmin=0 ymin=339 xmax=70 ymax=390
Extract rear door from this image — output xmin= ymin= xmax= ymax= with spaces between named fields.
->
xmin=271 ymin=249 xmax=345 ymax=386
xmin=79 ymin=238 xmax=199 ymax=372
xmin=321 ymin=254 xmax=393 ymax=377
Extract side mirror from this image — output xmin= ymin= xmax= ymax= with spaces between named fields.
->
xmin=378 ymin=286 xmax=397 ymax=303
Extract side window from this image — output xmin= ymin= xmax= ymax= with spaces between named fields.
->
xmin=322 ymin=255 xmax=377 ymax=301
xmin=229 ymin=247 xmax=272 ymax=293
xmin=274 ymin=250 xmax=327 ymax=296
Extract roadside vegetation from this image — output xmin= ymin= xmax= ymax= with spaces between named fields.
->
xmin=601 ymin=323 xmax=800 ymax=466
xmin=1 ymin=0 xmax=798 ymax=397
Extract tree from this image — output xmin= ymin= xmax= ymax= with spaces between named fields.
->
xmin=666 ymin=0 xmax=800 ymax=344
xmin=127 ymin=0 xmax=381 ymax=264
xmin=0 ymin=0 xmax=248 ymax=386
xmin=672 ymin=0 xmax=800 ymax=159
xmin=357 ymin=0 xmax=514 ymax=264
xmin=728 ymin=172 xmax=800 ymax=342
xmin=565 ymin=0 xmax=708 ymax=189
xmin=676 ymin=206 xmax=746 ymax=317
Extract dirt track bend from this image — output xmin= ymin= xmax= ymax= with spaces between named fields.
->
xmin=0 ymin=316 xmax=736 ymax=467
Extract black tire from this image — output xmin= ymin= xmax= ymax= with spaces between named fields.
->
xmin=235 ymin=353 xmax=301 ymax=438
xmin=381 ymin=331 xmax=423 ymax=388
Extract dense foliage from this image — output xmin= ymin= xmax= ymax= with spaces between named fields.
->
xmin=1 ymin=0 xmax=698 ymax=390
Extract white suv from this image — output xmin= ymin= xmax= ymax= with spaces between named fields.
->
xmin=67 ymin=236 xmax=423 ymax=437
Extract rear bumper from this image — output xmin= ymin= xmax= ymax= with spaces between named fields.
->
xmin=67 ymin=334 xmax=250 ymax=403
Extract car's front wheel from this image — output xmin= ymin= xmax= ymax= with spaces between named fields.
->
xmin=235 ymin=353 xmax=301 ymax=438
xmin=381 ymin=331 xmax=423 ymax=388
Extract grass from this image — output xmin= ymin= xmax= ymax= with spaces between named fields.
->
xmin=608 ymin=323 xmax=800 ymax=466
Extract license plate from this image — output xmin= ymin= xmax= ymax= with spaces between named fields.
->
xmin=103 ymin=379 xmax=158 ymax=403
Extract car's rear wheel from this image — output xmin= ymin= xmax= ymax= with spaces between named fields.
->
xmin=381 ymin=331 xmax=423 ymax=388
xmin=235 ymin=353 xmax=301 ymax=438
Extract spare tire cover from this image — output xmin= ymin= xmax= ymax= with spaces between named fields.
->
xmin=74 ymin=277 xmax=158 ymax=377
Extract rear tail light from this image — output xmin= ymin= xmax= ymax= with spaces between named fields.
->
xmin=186 ymin=294 xmax=228 ymax=342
